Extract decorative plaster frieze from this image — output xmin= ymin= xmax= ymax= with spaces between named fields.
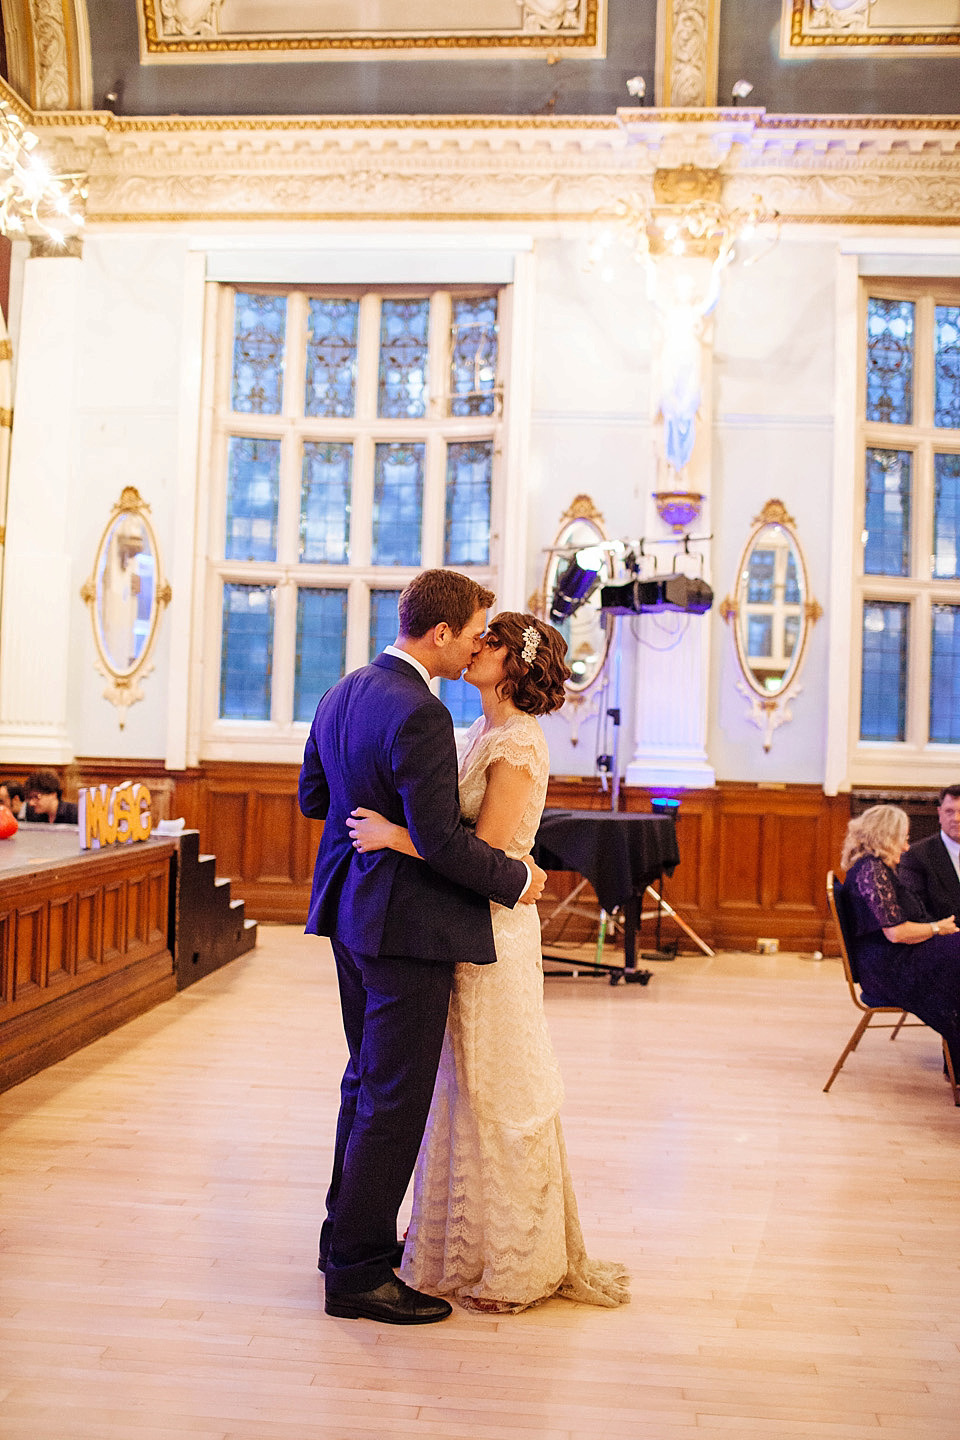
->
xmin=25 ymin=107 xmax=960 ymax=227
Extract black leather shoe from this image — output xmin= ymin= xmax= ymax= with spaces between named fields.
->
xmin=318 ymin=1240 xmax=405 ymax=1274
xmin=325 ymin=1275 xmax=452 ymax=1325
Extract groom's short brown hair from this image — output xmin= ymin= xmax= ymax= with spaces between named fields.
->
xmin=398 ymin=569 xmax=495 ymax=640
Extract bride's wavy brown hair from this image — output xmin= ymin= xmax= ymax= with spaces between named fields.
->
xmin=485 ymin=612 xmax=570 ymax=716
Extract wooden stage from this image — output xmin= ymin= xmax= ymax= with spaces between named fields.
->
xmin=0 ymin=826 xmax=256 ymax=1092
xmin=1 ymin=927 xmax=958 ymax=1440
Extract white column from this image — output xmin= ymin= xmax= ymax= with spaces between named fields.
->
xmin=624 ymin=297 xmax=715 ymax=790
xmin=0 ymin=244 xmax=82 ymax=764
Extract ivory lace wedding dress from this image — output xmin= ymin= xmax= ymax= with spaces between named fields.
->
xmin=400 ymin=711 xmax=630 ymax=1314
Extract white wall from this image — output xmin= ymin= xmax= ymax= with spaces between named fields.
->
xmin=1 ymin=224 xmax=848 ymax=785
xmin=68 ymin=233 xmax=192 ymax=759
xmin=709 ymin=237 xmax=838 ymax=783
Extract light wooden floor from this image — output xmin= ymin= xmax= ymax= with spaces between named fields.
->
xmin=2 ymin=928 xmax=960 ymax=1440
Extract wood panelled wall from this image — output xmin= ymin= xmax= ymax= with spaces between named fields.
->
xmin=67 ymin=759 xmax=855 ymax=952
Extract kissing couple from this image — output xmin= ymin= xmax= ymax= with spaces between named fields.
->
xmin=299 ymin=567 xmax=629 ymax=1323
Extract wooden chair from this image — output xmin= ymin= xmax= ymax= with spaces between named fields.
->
xmin=824 ymin=871 xmax=959 ymax=1105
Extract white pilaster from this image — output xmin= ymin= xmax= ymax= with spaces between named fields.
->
xmin=625 ymin=305 xmax=715 ymax=790
xmin=0 ymin=249 xmax=82 ymax=764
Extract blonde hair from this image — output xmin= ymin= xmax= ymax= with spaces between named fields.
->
xmin=840 ymin=804 xmax=909 ymax=871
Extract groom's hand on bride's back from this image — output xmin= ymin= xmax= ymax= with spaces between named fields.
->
xmin=518 ymin=858 xmax=547 ymax=904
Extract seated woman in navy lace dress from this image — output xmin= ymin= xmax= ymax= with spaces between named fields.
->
xmin=841 ymin=804 xmax=960 ymax=1073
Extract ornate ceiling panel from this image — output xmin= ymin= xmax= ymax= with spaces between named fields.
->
xmin=136 ymin=0 xmax=606 ymax=62
xmin=782 ymin=1 xmax=960 ymax=54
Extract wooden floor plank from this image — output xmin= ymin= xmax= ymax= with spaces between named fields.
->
xmin=2 ymin=927 xmax=960 ymax=1439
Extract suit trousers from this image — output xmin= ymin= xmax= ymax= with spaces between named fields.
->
xmin=321 ymin=939 xmax=453 ymax=1295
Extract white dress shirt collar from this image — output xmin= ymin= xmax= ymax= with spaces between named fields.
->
xmin=383 ymin=644 xmax=431 ymax=687
xmin=941 ymin=829 xmax=960 ymax=875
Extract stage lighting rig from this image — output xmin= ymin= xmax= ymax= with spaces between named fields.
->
xmin=548 ymin=546 xmax=606 ymax=622
xmin=600 ymin=573 xmax=713 ymax=617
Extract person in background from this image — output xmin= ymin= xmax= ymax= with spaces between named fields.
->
xmin=0 ymin=780 xmax=26 ymax=819
xmin=840 ymin=803 xmax=960 ymax=1078
xmin=24 ymin=769 xmax=79 ymax=825
xmin=898 ymin=784 xmax=960 ymax=924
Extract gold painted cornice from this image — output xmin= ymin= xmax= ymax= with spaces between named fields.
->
xmin=4 ymin=79 xmax=960 ymax=229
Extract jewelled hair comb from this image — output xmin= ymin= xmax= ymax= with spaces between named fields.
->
xmin=521 ymin=625 xmax=541 ymax=664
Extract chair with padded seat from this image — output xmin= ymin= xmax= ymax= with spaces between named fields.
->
xmin=824 ymin=870 xmax=959 ymax=1105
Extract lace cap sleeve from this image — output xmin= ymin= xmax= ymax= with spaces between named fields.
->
xmin=849 ymin=855 xmax=906 ymax=929
xmin=483 ymin=715 xmax=547 ymax=782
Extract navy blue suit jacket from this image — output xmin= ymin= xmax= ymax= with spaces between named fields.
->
xmin=298 ymin=652 xmax=529 ymax=965
xmin=898 ymin=832 xmax=960 ymax=921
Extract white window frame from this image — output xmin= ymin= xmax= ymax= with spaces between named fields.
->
xmin=827 ymin=253 xmax=960 ymax=794
xmin=178 ymin=259 xmax=532 ymax=767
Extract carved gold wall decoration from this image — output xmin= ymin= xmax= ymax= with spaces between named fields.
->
xmin=656 ymin=0 xmax=720 ymax=106
xmin=137 ymin=0 xmax=605 ymax=61
xmin=0 ymin=0 xmax=92 ymax=110
xmin=80 ymin=487 xmax=172 ymax=728
xmin=721 ymin=499 xmax=822 ymax=752
xmin=782 ymin=0 xmax=960 ymax=54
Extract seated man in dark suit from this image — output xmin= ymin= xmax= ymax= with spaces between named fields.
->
xmin=898 ymin=784 xmax=960 ymax=922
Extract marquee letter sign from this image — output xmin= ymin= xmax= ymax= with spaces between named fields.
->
xmin=78 ymin=782 xmax=154 ymax=850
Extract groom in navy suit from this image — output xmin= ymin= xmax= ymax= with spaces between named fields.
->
xmin=299 ymin=569 xmax=546 ymax=1324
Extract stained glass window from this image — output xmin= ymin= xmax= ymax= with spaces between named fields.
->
xmin=213 ymin=284 xmax=504 ymax=745
xmin=225 ymin=437 xmax=280 ymax=561
xmin=864 ymin=448 xmax=911 ymax=576
xmin=866 ymin=297 xmax=914 ymax=425
xmin=860 ymin=602 xmax=908 ymax=742
xmin=933 ymin=451 xmax=960 ymax=579
xmin=445 ymin=441 xmax=492 ymax=566
xmin=231 ymin=292 xmax=286 ymax=415
xmin=784 ymin=551 xmax=801 ymax=605
xmin=784 ymin=613 xmax=800 ymax=658
xmin=305 ymin=299 xmax=359 ymax=418
xmin=746 ymin=549 xmax=775 ymax=604
xmin=450 ymin=296 xmax=499 ymax=417
xmin=372 ymin=443 xmax=424 ymax=565
xmin=440 ymin=676 xmax=483 ymax=728
xmin=378 ymin=299 xmax=429 ymax=418
xmin=220 ymin=584 xmax=274 ymax=721
xmin=935 ymin=305 xmax=960 ymax=429
xmin=300 ymin=442 xmax=352 ymax=564
xmin=294 ymin=588 xmax=347 ymax=722
xmin=930 ymin=605 xmax=960 ymax=743
xmin=369 ymin=589 xmax=401 ymax=659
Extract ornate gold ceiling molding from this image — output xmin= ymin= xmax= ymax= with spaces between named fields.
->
xmin=18 ymin=95 xmax=960 ymax=228
xmin=656 ymin=0 xmax=721 ymax=107
xmin=137 ymin=0 xmax=605 ymax=62
xmin=0 ymin=0 xmax=92 ymax=110
xmin=782 ymin=0 xmax=960 ymax=54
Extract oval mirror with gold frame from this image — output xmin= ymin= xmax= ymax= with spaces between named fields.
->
xmin=81 ymin=487 xmax=172 ymax=727
xmin=721 ymin=499 xmax=821 ymax=750
xmin=531 ymin=494 xmax=616 ymax=743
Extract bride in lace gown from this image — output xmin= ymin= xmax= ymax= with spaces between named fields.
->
xmin=348 ymin=612 xmax=629 ymax=1315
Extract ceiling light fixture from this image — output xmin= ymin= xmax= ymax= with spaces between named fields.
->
xmin=0 ymin=99 xmax=87 ymax=245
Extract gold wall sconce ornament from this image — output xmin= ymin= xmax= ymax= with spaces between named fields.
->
xmin=653 ymin=490 xmax=705 ymax=533
xmin=80 ymin=487 xmax=172 ymax=728
xmin=721 ymin=499 xmax=822 ymax=752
